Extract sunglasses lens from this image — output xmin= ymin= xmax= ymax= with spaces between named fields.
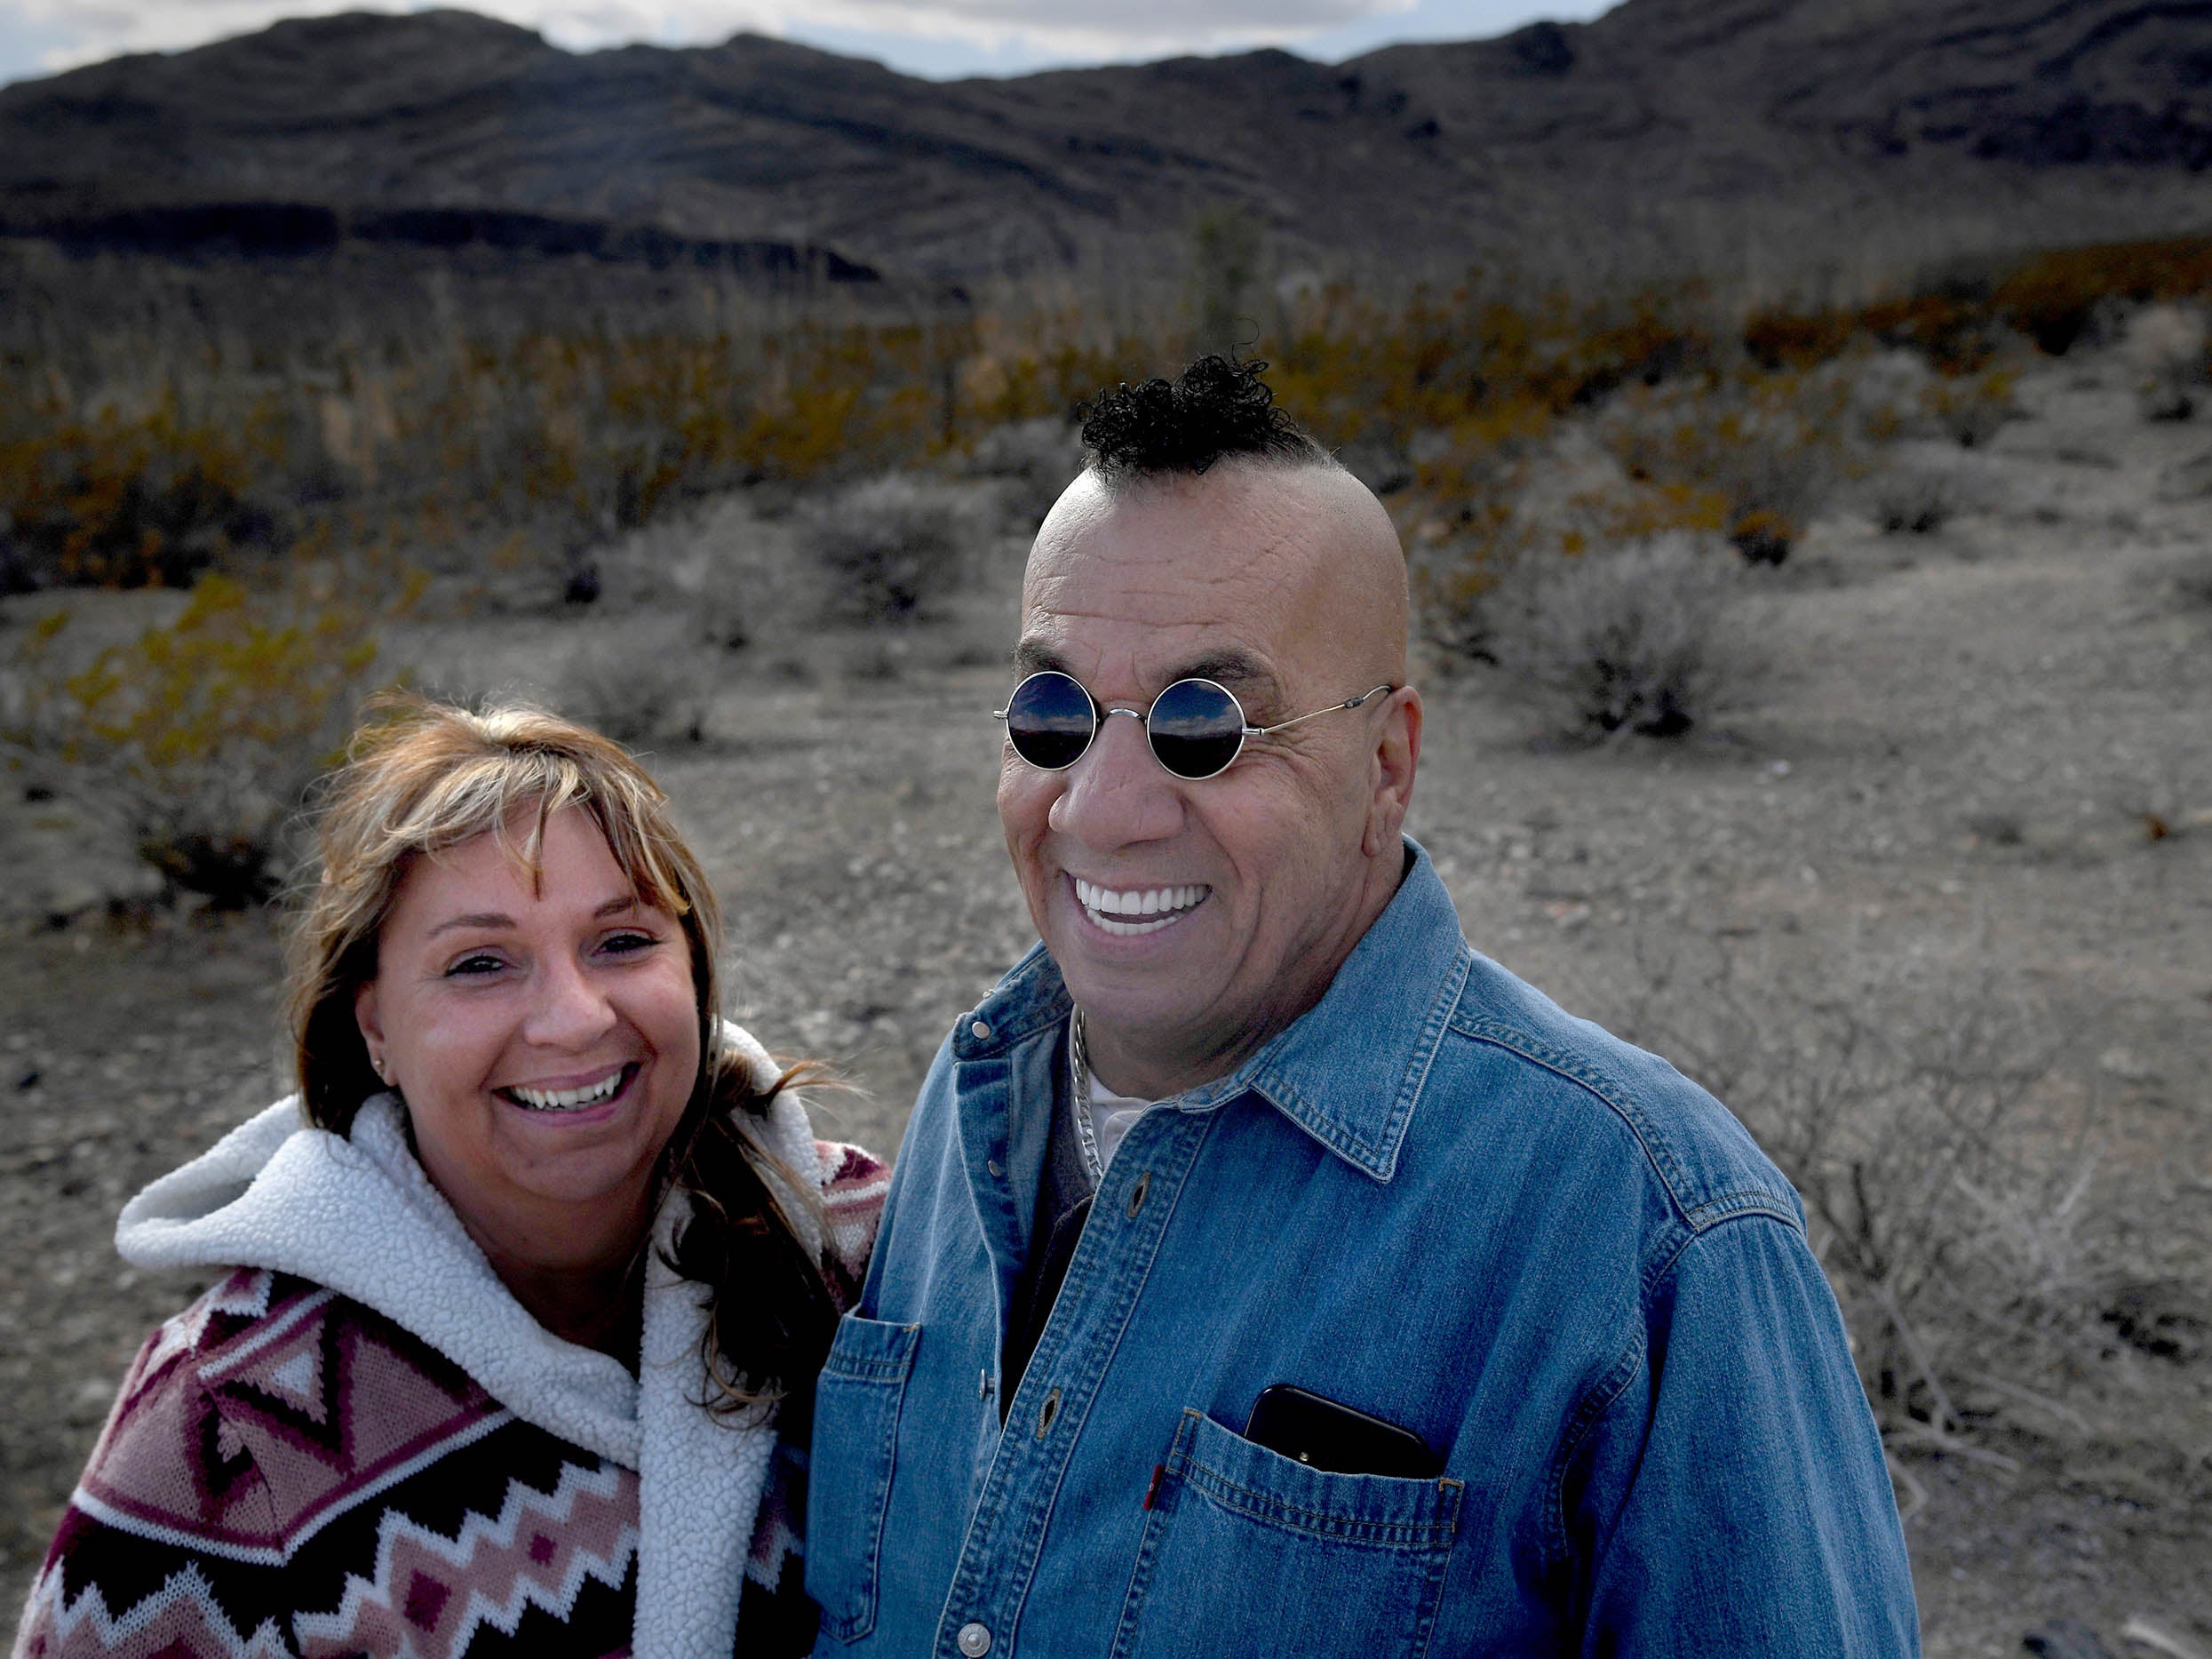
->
xmin=1005 ymin=672 xmax=1095 ymax=770
xmin=1146 ymin=679 xmax=1246 ymax=778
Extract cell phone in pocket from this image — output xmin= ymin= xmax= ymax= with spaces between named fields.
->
xmin=1244 ymin=1384 xmax=1441 ymax=1480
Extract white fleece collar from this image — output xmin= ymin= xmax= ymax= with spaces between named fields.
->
xmin=114 ymin=1025 xmax=819 ymax=1659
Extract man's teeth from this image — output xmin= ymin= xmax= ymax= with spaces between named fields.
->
xmin=507 ymin=1069 xmax=627 ymax=1113
xmin=1074 ymin=878 xmax=1207 ymax=936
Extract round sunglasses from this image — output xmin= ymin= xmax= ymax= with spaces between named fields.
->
xmin=995 ymin=670 xmax=1395 ymax=781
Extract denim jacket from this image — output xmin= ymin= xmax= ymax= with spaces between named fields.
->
xmin=808 ymin=841 xmax=1919 ymax=1657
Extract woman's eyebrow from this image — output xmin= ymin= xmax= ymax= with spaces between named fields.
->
xmin=427 ymin=911 xmax=514 ymax=937
xmin=425 ymin=895 xmax=639 ymax=938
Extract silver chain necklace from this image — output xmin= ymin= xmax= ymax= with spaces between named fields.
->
xmin=1067 ymin=1009 xmax=1105 ymax=1185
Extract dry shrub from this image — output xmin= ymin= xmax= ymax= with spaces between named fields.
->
xmin=1993 ymin=235 xmax=2212 ymax=355
xmin=2123 ymin=304 xmax=2209 ymax=423
xmin=0 ymin=407 xmax=281 ymax=593
xmin=1597 ymin=942 xmax=2136 ymax=1457
xmin=964 ymin=417 xmax=1086 ymax=533
xmin=1404 ymin=459 xmax=1550 ymax=666
xmin=1598 ymin=374 xmax=1846 ymax=564
xmin=1849 ymin=349 xmax=1937 ymax=443
xmin=561 ymin=626 xmax=719 ymax=747
xmin=1922 ymin=366 xmax=2021 ymax=449
xmin=4 ymin=573 xmax=392 ymax=907
xmin=2171 ymin=546 xmax=2212 ymax=610
xmin=1491 ymin=535 xmax=1755 ymax=739
xmin=798 ymin=474 xmax=983 ymax=624
xmin=1870 ymin=455 xmax=1964 ymax=535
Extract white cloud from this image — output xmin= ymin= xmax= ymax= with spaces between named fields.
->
xmin=2 ymin=0 xmax=1611 ymax=83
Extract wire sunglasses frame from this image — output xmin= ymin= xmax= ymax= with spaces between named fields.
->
xmin=994 ymin=669 xmax=1396 ymax=781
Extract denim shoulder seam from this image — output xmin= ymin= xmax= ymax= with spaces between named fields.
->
xmin=1642 ymin=1205 xmax=1802 ymax=1298
xmin=1547 ymin=1208 xmax=1804 ymax=1579
xmin=1443 ymin=1013 xmax=1799 ymax=1234
xmin=1540 ymin=1323 xmax=1645 ymax=1573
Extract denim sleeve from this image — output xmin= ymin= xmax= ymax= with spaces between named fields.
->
xmin=1573 ymin=1215 xmax=1921 ymax=1657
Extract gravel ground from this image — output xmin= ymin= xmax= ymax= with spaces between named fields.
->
xmin=3 ymin=353 xmax=2208 ymax=1652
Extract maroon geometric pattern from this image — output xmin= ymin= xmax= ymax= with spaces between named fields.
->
xmin=72 ymin=1272 xmax=505 ymax=1564
xmin=20 ymin=1137 xmax=888 ymax=1659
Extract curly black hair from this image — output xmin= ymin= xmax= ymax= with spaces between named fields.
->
xmin=1078 ymin=355 xmax=1329 ymax=479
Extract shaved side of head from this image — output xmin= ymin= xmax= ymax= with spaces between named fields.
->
xmin=1032 ymin=456 xmax=1410 ymax=690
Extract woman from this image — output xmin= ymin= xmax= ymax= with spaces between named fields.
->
xmin=14 ymin=699 xmax=885 ymax=1659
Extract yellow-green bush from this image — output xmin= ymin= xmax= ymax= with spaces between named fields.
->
xmin=9 ymin=573 xmax=394 ymax=907
xmin=0 ymin=403 xmax=280 ymax=592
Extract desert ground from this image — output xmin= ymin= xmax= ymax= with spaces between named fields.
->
xmin=2 ymin=341 xmax=2208 ymax=1654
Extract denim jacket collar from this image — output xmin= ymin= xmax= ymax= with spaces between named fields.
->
xmin=952 ymin=837 xmax=1468 ymax=1184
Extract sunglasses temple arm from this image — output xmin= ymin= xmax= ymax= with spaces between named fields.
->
xmin=1253 ymin=684 xmax=1396 ymax=737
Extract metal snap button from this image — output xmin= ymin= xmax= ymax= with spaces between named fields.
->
xmin=969 ymin=1019 xmax=991 ymax=1040
xmin=987 ymin=1159 xmax=1003 ymax=1177
xmin=977 ymin=1368 xmax=992 ymax=1400
xmin=957 ymin=1621 xmax=993 ymax=1656
xmin=1126 ymin=1169 xmax=1150 ymax=1219
xmin=1037 ymin=1386 xmax=1061 ymax=1438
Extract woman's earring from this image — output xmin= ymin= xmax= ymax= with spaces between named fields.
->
xmin=371 ymin=1054 xmax=390 ymax=1084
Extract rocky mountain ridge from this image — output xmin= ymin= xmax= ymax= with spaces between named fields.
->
xmin=1 ymin=0 xmax=2207 ymax=291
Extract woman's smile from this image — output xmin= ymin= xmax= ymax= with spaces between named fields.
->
xmin=498 ymin=1060 xmax=641 ymax=1115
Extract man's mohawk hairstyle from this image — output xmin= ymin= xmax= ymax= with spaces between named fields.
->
xmin=1079 ymin=355 xmax=1329 ymax=478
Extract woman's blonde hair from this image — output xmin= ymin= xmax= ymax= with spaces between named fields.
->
xmin=287 ymin=695 xmax=839 ymax=1410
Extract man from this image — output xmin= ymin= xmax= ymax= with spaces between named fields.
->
xmin=806 ymin=356 xmax=1918 ymax=1655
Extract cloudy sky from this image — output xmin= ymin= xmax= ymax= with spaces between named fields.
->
xmin=0 ymin=0 xmax=1615 ymax=86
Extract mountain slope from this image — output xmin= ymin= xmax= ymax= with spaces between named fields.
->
xmin=1 ymin=0 xmax=2206 ymax=287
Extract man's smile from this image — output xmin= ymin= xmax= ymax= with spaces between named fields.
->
xmin=1072 ymin=876 xmax=1211 ymax=937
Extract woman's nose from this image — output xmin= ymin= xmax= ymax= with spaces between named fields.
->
xmin=1048 ymin=708 xmax=1182 ymax=849
xmin=523 ymin=953 xmax=618 ymax=1049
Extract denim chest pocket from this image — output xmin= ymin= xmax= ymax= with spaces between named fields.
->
xmin=805 ymin=1313 xmax=922 ymax=1645
xmin=1110 ymin=1408 xmax=1463 ymax=1659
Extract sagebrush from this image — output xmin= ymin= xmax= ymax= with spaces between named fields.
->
xmin=799 ymin=475 xmax=983 ymax=624
xmin=1491 ymin=536 xmax=1755 ymax=739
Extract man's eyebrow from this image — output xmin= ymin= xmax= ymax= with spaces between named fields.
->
xmin=1165 ymin=651 xmax=1275 ymax=699
xmin=1012 ymin=639 xmax=1070 ymax=676
xmin=1008 ymin=642 xmax=1282 ymax=705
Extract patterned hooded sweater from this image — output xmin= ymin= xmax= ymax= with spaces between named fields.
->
xmin=13 ymin=1028 xmax=887 ymax=1659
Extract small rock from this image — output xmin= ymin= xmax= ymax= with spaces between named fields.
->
xmin=2097 ymin=1048 xmax=2159 ymax=1084
xmin=2153 ymin=451 xmax=2212 ymax=501
xmin=2025 ymin=1619 xmax=2114 ymax=1659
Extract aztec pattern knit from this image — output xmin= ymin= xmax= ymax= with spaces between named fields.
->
xmin=14 ymin=1116 xmax=886 ymax=1659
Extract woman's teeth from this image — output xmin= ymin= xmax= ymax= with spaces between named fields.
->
xmin=1075 ymin=878 xmax=1208 ymax=937
xmin=505 ymin=1067 xmax=629 ymax=1113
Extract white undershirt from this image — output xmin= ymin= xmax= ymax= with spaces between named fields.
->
xmin=1081 ymin=1069 xmax=1160 ymax=1183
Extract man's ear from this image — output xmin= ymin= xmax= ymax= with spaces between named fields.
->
xmin=1362 ymin=686 xmax=1422 ymax=859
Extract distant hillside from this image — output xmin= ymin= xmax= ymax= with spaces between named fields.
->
xmin=1 ymin=0 xmax=2208 ymax=293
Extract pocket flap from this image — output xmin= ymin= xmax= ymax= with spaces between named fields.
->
xmin=823 ymin=1313 xmax=922 ymax=1384
xmin=1172 ymin=1408 xmax=1462 ymax=1550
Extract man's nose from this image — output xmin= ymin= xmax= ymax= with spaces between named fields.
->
xmin=1048 ymin=707 xmax=1182 ymax=849
xmin=522 ymin=953 xmax=619 ymax=1049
